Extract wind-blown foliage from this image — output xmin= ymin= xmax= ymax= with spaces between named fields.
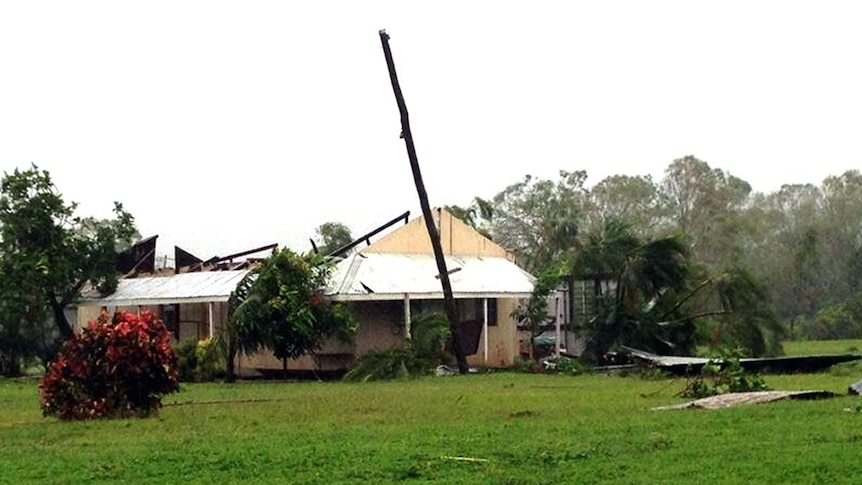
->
xmin=512 ymin=270 xmax=559 ymax=360
xmin=444 ymin=197 xmax=495 ymax=240
xmin=344 ymin=312 xmax=450 ymax=382
xmin=575 ymin=220 xmax=691 ymax=361
xmin=489 ymin=170 xmax=586 ymax=273
xmin=575 ymin=220 xmax=781 ymax=361
xmin=227 ymin=248 xmax=355 ymax=375
xmin=0 ymin=165 xmax=137 ymax=375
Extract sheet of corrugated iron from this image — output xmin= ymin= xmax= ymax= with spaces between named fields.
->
xmin=78 ymin=270 xmax=251 ymax=306
xmin=653 ymin=390 xmax=837 ymax=410
xmin=326 ymin=252 xmax=535 ymax=301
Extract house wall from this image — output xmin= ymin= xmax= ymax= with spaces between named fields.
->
xmin=364 ymin=209 xmax=512 ymax=260
xmin=466 ymin=297 xmax=520 ymax=367
xmin=237 ymin=297 xmax=522 ymax=373
xmin=74 ymin=302 xmax=229 ymax=345
xmin=237 ymin=300 xmax=408 ymax=373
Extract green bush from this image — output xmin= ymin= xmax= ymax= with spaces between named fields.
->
xmin=177 ymin=338 xmax=222 ymax=382
xmin=345 ymin=312 xmax=450 ymax=381
xmin=679 ymin=348 xmax=768 ymax=399
xmin=176 ymin=340 xmax=199 ymax=382
xmin=541 ymin=355 xmax=584 ymax=375
xmin=39 ymin=311 xmax=179 ymax=420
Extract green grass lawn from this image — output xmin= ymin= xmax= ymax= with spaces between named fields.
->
xmin=782 ymin=339 xmax=862 ymax=356
xmin=2 ymin=370 xmax=862 ymax=485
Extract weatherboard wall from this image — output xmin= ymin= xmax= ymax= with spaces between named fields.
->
xmin=363 ymin=208 xmax=512 ymax=260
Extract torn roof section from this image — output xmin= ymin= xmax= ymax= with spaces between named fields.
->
xmin=326 ymin=252 xmax=535 ymax=301
xmin=326 ymin=208 xmax=535 ymax=301
xmin=78 ymin=270 xmax=250 ymax=307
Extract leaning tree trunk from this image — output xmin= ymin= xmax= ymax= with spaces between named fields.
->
xmin=378 ymin=30 xmax=469 ymax=374
xmin=0 ymin=350 xmax=22 ymax=378
xmin=49 ymin=299 xmax=74 ymax=341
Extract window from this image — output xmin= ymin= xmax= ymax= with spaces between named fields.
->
xmin=474 ymin=298 xmax=498 ymax=326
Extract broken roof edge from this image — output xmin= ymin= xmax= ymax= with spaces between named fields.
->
xmin=328 ymin=291 xmax=532 ymax=302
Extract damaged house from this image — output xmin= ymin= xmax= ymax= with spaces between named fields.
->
xmin=75 ymin=209 xmax=535 ymax=375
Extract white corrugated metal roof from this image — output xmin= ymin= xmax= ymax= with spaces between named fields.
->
xmin=78 ymin=270 xmax=251 ymax=306
xmin=326 ymin=253 xmax=535 ymax=301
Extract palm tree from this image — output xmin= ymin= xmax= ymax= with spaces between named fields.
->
xmin=574 ymin=220 xmax=690 ymax=361
xmin=574 ymin=220 xmax=782 ymax=362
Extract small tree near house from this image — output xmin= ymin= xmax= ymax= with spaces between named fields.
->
xmin=513 ymin=270 xmax=559 ymax=361
xmin=226 ymin=248 xmax=355 ymax=378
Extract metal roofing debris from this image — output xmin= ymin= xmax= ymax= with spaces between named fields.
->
xmin=326 ymin=252 xmax=535 ymax=301
xmin=625 ymin=347 xmax=862 ymax=375
xmin=653 ymin=390 xmax=837 ymax=410
xmin=78 ymin=270 xmax=251 ymax=306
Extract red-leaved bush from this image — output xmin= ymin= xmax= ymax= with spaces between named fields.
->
xmin=40 ymin=310 xmax=180 ymax=420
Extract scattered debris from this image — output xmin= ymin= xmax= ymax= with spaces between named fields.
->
xmin=626 ymin=347 xmax=862 ymax=375
xmin=435 ymin=365 xmax=479 ymax=376
xmin=440 ymin=456 xmax=490 ymax=463
xmin=653 ymin=390 xmax=837 ymax=410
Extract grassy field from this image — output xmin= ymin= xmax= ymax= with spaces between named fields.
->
xmin=3 ymin=368 xmax=862 ymax=485
xmin=782 ymin=339 xmax=862 ymax=356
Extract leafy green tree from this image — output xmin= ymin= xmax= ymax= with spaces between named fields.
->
xmin=695 ymin=267 xmax=784 ymax=357
xmin=0 ymin=165 xmax=137 ymax=352
xmin=490 ymin=170 xmax=587 ymax=273
xmin=586 ymin=174 xmax=666 ymax=237
xmin=759 ymin=184 xmax=824 ymax=320
xmin=512 ymin=270 xmax=559 ymax=360
xmin=660 ymin=156 xmax=752 ymax=270
xmin=228 ymin=248 xmax=355 ymax=375
xmin=0 ymin=257 xmax=48 ymax=376
xmin=314 ymin=222 xmax=353 ymax=256
xmin=819 ymin=170 xmax=862 ymax=302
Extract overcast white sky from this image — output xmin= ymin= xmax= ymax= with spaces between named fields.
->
xmin=2 ymin=1 xmax=860 ymax=262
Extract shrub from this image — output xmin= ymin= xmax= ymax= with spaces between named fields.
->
xmin=541 ymin=355 xmax=584 ymax=375
xmin=176 ymin=340 xmax=199 ymax=382
xmin=344 ymin=312 xmax=450 ymax=381
xmin=39 ymin=311 xmax=180 ymax=420
xmin=679 ymin=348 xmax=768 ymax=399
xmin=176 ymin=338 xmax=223 ymax=382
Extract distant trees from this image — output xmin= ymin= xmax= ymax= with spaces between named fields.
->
xmin=0 ymin=165 xmax=138 ymax=376
xmin=447 ymin=155 xmax=862 ymax=356
xmin=487 ymin=170 xmax=587 ymax=273
xmin=444 ymin=197 xmax=494 ymax=240
xmin=585 ymin=174 xmax=665 ymax=237
xmin=313 ymin=222 xmax=353 ymax=256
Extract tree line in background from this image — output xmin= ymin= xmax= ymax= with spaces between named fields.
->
xmin=448 ymin=155 xmax=862 ymax=360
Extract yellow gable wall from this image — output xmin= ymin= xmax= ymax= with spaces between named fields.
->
xmin=364 ymin=208 xmax=513 ymax=260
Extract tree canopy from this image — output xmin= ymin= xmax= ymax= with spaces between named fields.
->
xmin=0 ymin=165 xmax=137 ymax=375
xmin=227 ymin=248 xmax=355 ymax=377
xmin=450 ymin=155 xmax=845 ymax=357
xmin=314 ymin=222 xmax=353 ymax=256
